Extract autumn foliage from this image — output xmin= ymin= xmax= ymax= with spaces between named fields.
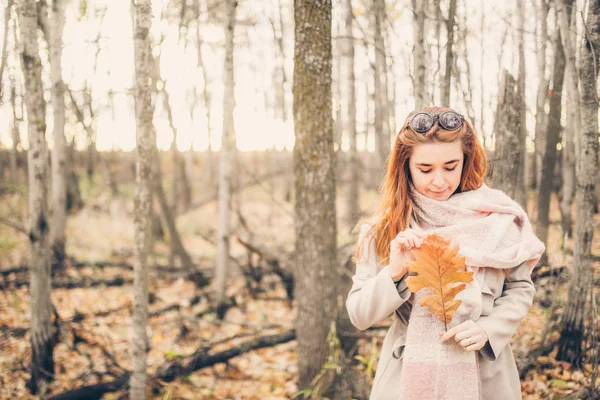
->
xmin=405 ymin=233 xmax=473 ymax=331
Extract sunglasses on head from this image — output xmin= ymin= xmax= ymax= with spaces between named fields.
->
xmin=407 ymin=110 xmax=465 ymax=133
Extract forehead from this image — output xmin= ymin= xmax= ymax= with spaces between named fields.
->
xmin=410 ymin=141 xmax=463 ymax=164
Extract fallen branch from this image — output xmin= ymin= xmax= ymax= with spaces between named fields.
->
xmin=234 ymin=235 xmax=295 ymax=306
xmin=1 ymin=259 xmax=213 ymax=278
xmin=0 ymin=275 xmax=133 ymax=290
xmin=47 ymin=329 xmax=296 ymax=400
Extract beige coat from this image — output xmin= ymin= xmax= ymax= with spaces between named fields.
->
xmin=346 ymin=224 xmax=536 ymax=400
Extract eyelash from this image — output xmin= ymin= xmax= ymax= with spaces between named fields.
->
xmin=420 ymin=167 xmax=457 ymax=174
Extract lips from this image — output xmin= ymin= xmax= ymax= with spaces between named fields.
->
xmin=430 ymin=189 xmax=447 ymax=195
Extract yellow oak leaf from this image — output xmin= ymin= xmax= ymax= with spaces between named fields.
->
xmin=405 ymin=233 xmax=473 ymax=331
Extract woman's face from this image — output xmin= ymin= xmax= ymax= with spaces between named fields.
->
xmin=408 ymin=140 xmax=464 ymax=201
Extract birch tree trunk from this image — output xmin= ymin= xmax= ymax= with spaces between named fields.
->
xmin=515 ymin=0 xmax=528 ymax=208
xmin=536 ymin=27 xmax=566 ymax=267
xmin=0 ymin=0 xmax=13 ymax=100
xmin=16 ymin=0 xmax=54 ymax=393
xmin=345 ymin=0 xmax=360 ymax=227
xmin=10 ymin=74 xmax=20 ymax=187
xmin=412 ymin=0 xmax=427 ymax=108
xmin=215 ymin=0 xmax=237 ymax=317
xmin=557 ymin=0 xmax=600 ymax=366
xmin=492 ymin=71 xmax=521 ymax=196
xmin=42 ymin=0 xmax=68 ymax=272
xmin=131 ymin=0 xmax=155 ymax=397
xmin=293 ymin=0 xmax=337 ymax=389
xmin=272 ymin=0 xmax=287 ymax=122
xmin=440 ymin=0 xmax=457 ymax=106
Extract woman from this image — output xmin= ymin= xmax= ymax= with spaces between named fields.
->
xmin=346 ymin=106 xmax=545 ymax=400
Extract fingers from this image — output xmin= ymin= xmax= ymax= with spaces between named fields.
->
xmin=440 ymin=320 xmax=473 ymax=343
xmin=440 ymin=321 xmax=486 ymax=351
xmin=394 ymin=230 xmax=424 ymax=249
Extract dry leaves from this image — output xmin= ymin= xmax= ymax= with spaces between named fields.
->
xmin=405 ymin=233 xmax=473 ymax=331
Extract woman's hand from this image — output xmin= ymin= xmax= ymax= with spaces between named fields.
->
xmin=439 ymin=320 xmax=489 ymax=351
xmin=389 ymin=228 xmax=426 ymax=281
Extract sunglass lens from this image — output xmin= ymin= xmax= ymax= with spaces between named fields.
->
xmin=439 ymin=112 xmax=462 ymax=130
xmin=411 ymin=113 xmax=434 ymax=132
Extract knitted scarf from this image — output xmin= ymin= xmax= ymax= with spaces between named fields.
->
xmin=397 ymin=182 xmax=545 ymax=400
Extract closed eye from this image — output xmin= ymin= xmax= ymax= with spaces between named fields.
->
xmin=420 ymin=166 xmax=457 ymax=174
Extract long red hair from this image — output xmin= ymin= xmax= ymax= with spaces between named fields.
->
xmin=354 ymin=106 xmax=488 ymax=268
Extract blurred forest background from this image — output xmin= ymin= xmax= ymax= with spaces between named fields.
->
xmin=0 ymin=0 xmax=599 ymax=399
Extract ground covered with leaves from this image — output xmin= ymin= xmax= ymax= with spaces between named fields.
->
xmin=1 ymin=173 xmax=599 ymax=399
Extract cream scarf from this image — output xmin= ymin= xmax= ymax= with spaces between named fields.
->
xmin=396 ymin=182 xmax=545 ymax=400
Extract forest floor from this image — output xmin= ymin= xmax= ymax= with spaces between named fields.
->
xmin=1 ymin=172 xmax=599 ymax=399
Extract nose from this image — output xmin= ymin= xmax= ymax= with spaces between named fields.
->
xmin=432 ymin=170 xmax=445 ymax=187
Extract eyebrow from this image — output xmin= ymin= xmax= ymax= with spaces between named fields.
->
xmin=415 ymin=159 xmax=461 ymax=167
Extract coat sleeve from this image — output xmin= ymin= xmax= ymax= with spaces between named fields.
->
xmin=345 ymin=223 xmax=412 ymax=331
xmin=475 ymin=260 xmax=536 ymax=361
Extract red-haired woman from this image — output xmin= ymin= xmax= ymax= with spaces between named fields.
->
xmin=346 ymin=107 xmax=545 ymax=400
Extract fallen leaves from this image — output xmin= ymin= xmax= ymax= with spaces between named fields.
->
xmin=404 ymin=233 xmax=473 ymax=331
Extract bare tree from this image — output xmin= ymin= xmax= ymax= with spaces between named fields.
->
xmin=131 ymin=0 xmax=156 ymax=397
xmin=515 ymin=0 xmax=528 ymax=208
xmin=9 ymin=57 xmax=21 ymax=188
xmin=557 ymin=0 xmax=600 ymax=366
xmin=293 ymin=0 xmax=337 ymax=390
xmin=0 ymin=0 xmax=13 ymax=100
xmin=412 ymin=0 xmax=427 ymax=108
xmin=215 ymin=0 xmax=237 ymax=318
xmin=16 ymin=0 xmax=54 ymax=393
xmin=556 ymin=0 xmax=579 ymax=241
xmin=194 ymin=0 xmax=215 ymax=187
xmin=441 ymin=0 xmax=457 ymax=106
xmin=372 ymin=0 xmax=389 ymax=169
xmin=345 ymin=0 xmax=360 ymax=227
xmin=536 ymin=21 xmax=566 ymax=268
xmin=533 ymin=0 xmax=549 ymax=191
xmin=492 ymin=71 xmax=521 ymax=195
xmin=39 ymin=0 xmax=68 ymax=272
xmin=479 ymin=3 xmax=486 ymax=146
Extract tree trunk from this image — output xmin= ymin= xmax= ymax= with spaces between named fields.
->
xmin=131 ymin=0 xmax=155 ymax=397
xmin=9 ymin=75 xmax=20 ymax=188
xmin=272 ymin=0 xmax=287 ymax=122
xmin=479 ymin=6 xmax=486 ymax=147
xmin=440 ymin=0 xmax=457 ymax=106
xmin=515 ymin=0 xmax=528 ymax=208
xmin=195 ymin=0 xmax=214 ymax=186
xmin=561 ymin=79 xmax=576 ymax=242
xmin=293 ymin=0 xmax=337 ymax=390
xmin=536 ymin=26 xmax=566 ymax=267
xmin=16 ymin=0 xmax=54 ymax=393
xmin=153 ymin=158 xmax=195 ymax=270
xmin=344 ymin=0 xmax=360 ymax=228
xmin=412 ymin=0 xmax=427 ymax=108
xmin=491 ymin=71 xmax=521 ymax=196
xmin=41 ymin=0 xmax=68 ymax=273
xmin=334 ymin=21 xmax=343 ymax=151
xmin=215 ymin=0 xmax=237 ymax=318
xmin=556 ymin=0 xmax=579 ymax=241
xmin=557 ymin=0 xmax=599 ymax=367
xmin=372 ymin=0 xmax=389 ymax=170
xmin=533 ymin=0 xmax=549 ymax=191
